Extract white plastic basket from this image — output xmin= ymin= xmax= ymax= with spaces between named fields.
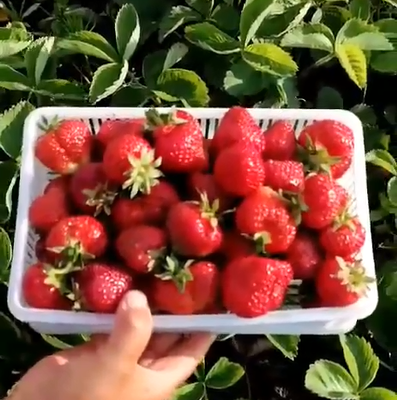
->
xmin=7 ymin=107 xmax=377 ymax=335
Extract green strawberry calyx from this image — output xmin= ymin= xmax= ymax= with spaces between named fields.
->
xmin=198 ymin=192 xmax=220 ymax=228
xmin=145 ymin=108 xmax=188 ymax=129
xmin=330 ymin=207 xmax=358 ymax=231
xmin=83 ymin=183 xmax=118 ymax=216
xmin=38 ymin=115 xmax=63 ymax=133
xmin=43 ymin=263 xmax=75 ymax=300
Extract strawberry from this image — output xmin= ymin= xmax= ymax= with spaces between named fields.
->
xmin=222 ymin=256 xmax=293 ymax=318
xmin=102 ymin=133 xmax=162 ymax=197
xmin=44 ymin=175 xmax=70 ymax=194
xmin=298 ymin=120 xmax=353 ymax=179
xmin=115 ymin=225 xmax=167 ymax=273
xmin=35 ymin=119 xmax=93 ymax=175
xmin=166 ymin=196 xmax=223 ymax=257
xmin=35 ymin=237 xmax=57 ymax=264
xmin=263 ymin=160 xmax=305 ymax=193
xmin=22 ymin=262 xmax=71 ymax=310
xmin=262 ymin=121 xmax=296 ymax=160
xmin=315 ymin=257 xmax=374 ymax=307
xmin=210 ymin=107 xmax=264 ymax=159
xmin=70 ymin=162 xmax=117 ymax=215
xmin=218 ymin=231 xmax=256 ymax=263
xmin=96 ymin=118 xmax=145 ymax=148
xmin=111 ymin=180 xmax=179 ymax=230
xmin=146 ymin=109 xmax=208 ymax=174
xmin=320 ymin=214 xmax=365 ymax=258
xmin=74 ymin=262 xmax=133 ymax=313
xmin=286 ymin=231 xmax=323 ymax=279
xmin=45 ymin=216 xmax=108 ymax=264
xmin=152 ymin=257 xmax=219 ymax=315
xmin=187 ymin=172 xmax=233 ymax=212
xmin=214 ymin=144 xmax=265 ymax=197
xmin=235 ymin=187 xmax=297 ymax=254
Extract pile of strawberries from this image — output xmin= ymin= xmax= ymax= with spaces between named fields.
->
xmin=22 ymin=106 xmax=373 ymax=318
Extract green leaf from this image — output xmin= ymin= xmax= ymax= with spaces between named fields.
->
xmin=0 ymin=101 xmax=35 ymax=159
xmin=388 ymin=177 xmax=397 ymax=204
xmin=317 ymin=86 xmax=344 ymax=109
xmin=361 ymin=388 xmax=397 ymax=400
xmin=0 ymin=64 xmax=30 ymax=91
xmin=335 ymin=43 xmax=367 ymax=88
xmin=371 ymin=52 xmax=397 ymax=74
xmin=280 ymin=23 xmax=334 ymax=52
xmin=205 ymin=357 xmax=245 ymax=389
xmin=0 ymin=227 xmax=12 ymax=281
xmin=185 ymin=22 xmax=240 ymax=54
xmin=115 ymin=4 xmax=140 ymax=61
xmin=305 ymin=360 xmax=359 ymax=399
xmin=375 ymin=19 xmax=397 ymax=44
xmin=164 ymin=43 xmax=189 ymax=71
xmin=172 ymin=383 xmax=205 ymax=400
xmin=0 ymin=161 xmax=19 ymax=222
xmin=266 ymin=335 xmax=300 ymax=360
xmin=57 ymin=31 xmax=119 ymax=63
xmin=155 ymin=68 xmax=209 ymax=106
xmin=35 ymin=79 xmax=86 ymax=100
xmin=159 ymin=6 xmax=201 ymax=42
xmin=240 ymin=0 xmax=277 ymax=47
xmin=349 ymin=0 xmax=370 ymax=21
xmin=336 ymin=18 xmax=376 ymax=42
xmin=0 ymin=40 xmax=30 ymax=59
xmin=365 ymin=149 xmax=397 ymax=175
xmin=210 ymin=3 xmax=240 ymax=33
xmin=111 ymin=83 xmax=151 ymax=107
xmin=186 ymin=0 xmax=214 ymax=16
xmin=339 ymin=335 xmax=379 ymax=391
xmin=242 ymin=43 xmax=298 ymax=76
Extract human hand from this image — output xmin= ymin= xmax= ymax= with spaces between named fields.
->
xmin=8 ymin=291 xmax=215 ymax=400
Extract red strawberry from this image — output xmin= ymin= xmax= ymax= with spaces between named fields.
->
xmin=210 ymin=107 xmax=264 ymax=158
xmin=222 ymin=256 xmax=293 ymax=318
xmin=115 ymin=225 xmax=167 ymax=273
xmin=298 ymin=120 xmax=353 ymax=179
xmin=152 ymin=257 xmax=219 ymax=315
xmin=102 ymin=133 xmax=162 ymax=197
xmin=286 ymin=231 xmax=323 ymax=279
xmin=96 ymin=118 xmax=145 ymax=148
xmin=166 ymin=196 xmax=223 ymax=257
xmin=187 ymin=172 xmax=233 ymax=211
xmin=70 ymin=162 xmax=117 ymax=215
xmin=320 ymin=214 xmax=365 ymax=258
xmin=22 ymin=262 xmax=71 ymax=310
xmin=263 ymin=160 xmax=304 ymax=193
xmin=45 ymin=216 xmax=108 ymax=263
xmin=301 ymin=174 xmax=347 ymax=229
xmin=219 ymin=231 xmax=256 ymax=263
xmin=214 ymin=144 xmax=265 ymax=197
xmin=35 ymin=119 xmax=93 ymax=174
xmin=44 ymin=175 xmax=70 ymax=194
xmin=35 ymin=237 xmax=57 ymax=264
xmin=316 ymin=257 xmax=374 ymax=307
xmin=262 ymin=121 xmax=296 ymax=160
xmin=146 ymin=109 xmax=208 ymax=174
xmin=235 ymin=187 xmax=296 ymax=254
xmin=74 ymin=262 xmax=133 ymax=313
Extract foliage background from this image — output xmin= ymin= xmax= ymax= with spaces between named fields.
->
xmin=1 ymin=0 xmax=397 ymax=398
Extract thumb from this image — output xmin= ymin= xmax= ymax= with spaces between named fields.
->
xmin=105 ymin=290 xmax=153 ymax=369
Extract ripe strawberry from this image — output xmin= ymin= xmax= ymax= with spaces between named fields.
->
xmin=262 ymin=121 xmax=296 ymax=160
xmin=35 ymin=119 xmax=93 ymax=174
xmin=286 ymin=231 xmax=323 ymax=279
xmin=298 ymin=120 xmax=353 ymax=179
xmin=166 ymin=196 xmax=223 ymax=257
xmin=301 ymin=174 xmax=347 ymax=229
xmin=35 ymin=237 xmax=57 ymax=264
xmin=115 ymin=225 xmax=167 ymax=273
xmin=316 ymin=257 xmax=374 ymax=306
xmin=29 ymin=186 xmax=69 ymax=233
xmin=111 ymin=180 xmax=179 ymax=230
xmin=22 ymin=262 xmax=71 ymax=310
xmin=320 ymin=214 xmax=365 ymax=258
xmin=44 ymin=175 xmax=70 ymax=194
xmin=102 ymin=133 xmax=162 ymax=197
xmin=187 ymin=172 xmax=233 ymax=211
xmin=263 ymin=160 xmax=305 ymax=193
xmin=74 ymin=262 xmax=133 ymax=313
xmin=70 ymin=162 xmax=117 ymax=215
xmin=214 ymin=144 xmax=265 ymax=197
xmin=210 ymin=107 xmax=264 ymax=158
xmin=146 ymin=109 xmax=208 ymax=174
xmin=152 ymin=257 xmax=219 ymax=315
xmin=235 ymin=187 xmax=296 ymax=254
xmin=222 ymin=256 xmax=293 ymax=318
xmin=45 ymin=216 xmax=108 ymax=263
xmin=96 ymin=118 xmax=145 ymax=148
xmin=218 ymin=231 xmax=256 ymax=263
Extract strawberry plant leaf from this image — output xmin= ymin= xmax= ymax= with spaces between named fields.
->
xmin=339 ymin=335 xmax=379 ymax=391
xmin=210 ymin=3 xmax=240 ymax=33
xmin=89 ymin=60 xmax=129 ymax=104
xmin=374 ymin=18 xmax=397 ymax=41
xmin=205 ymin=357 xmax=245 ymax=389
xmin=0 ymin=64 xmax=30 ymax=91
xmin=360 ymin=388 xmax=397 ymax=400
xmin=266 ymin=334 xmax=300 ymax=360
xmin=110 ymin=83 xmax=151 ymax=107
xmin=0 ymin=40 xmax=31 ymax=59
xmin=35 ymin=79 xmax=86 ymax=100
xmin=0 ymin=100 xmax=35 ymax=159
xmin=115 ymin=4 xmax=140 ymax=62
xmin=371 ymin=52 xmax=397 ymax=73
xmin=349 ymin=0 xmax=370 ymax=21
xmin=186 ymin=0 xmax=214 ymax=16
xmin=336 ymin=19 xmax=377 ymax=42
xmin=316 ymin=86 xmax=344 ymax=108
xmin=335 ymin=43 xmax=367 ymax=88
xmin=0 ymin=160 xmax=19 ymax=223
xmin=305 ymin=360 xmax=359 ymax=399
xmin=184 ymin=22 xmax=240 ymax=54
xmin=0 ymin=227 xmax=12 ymax=283
xmin=344 ymin=32 xmax=392 ymax=51
xmin=172 ymin=383 xmax=205 ymax=400
xmin=242 ymin=43 xmax=298 ymax=76
xmin=387 ymin=177 xmax=397 ymax=204
xmin=365 ymin=149 xmax=397 ymax=175
xmin=155 ymin=68 xmax=209 ymax=106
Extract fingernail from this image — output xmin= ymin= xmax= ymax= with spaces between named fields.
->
xmin=123 ymin=290 xmax=148 ymax=310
